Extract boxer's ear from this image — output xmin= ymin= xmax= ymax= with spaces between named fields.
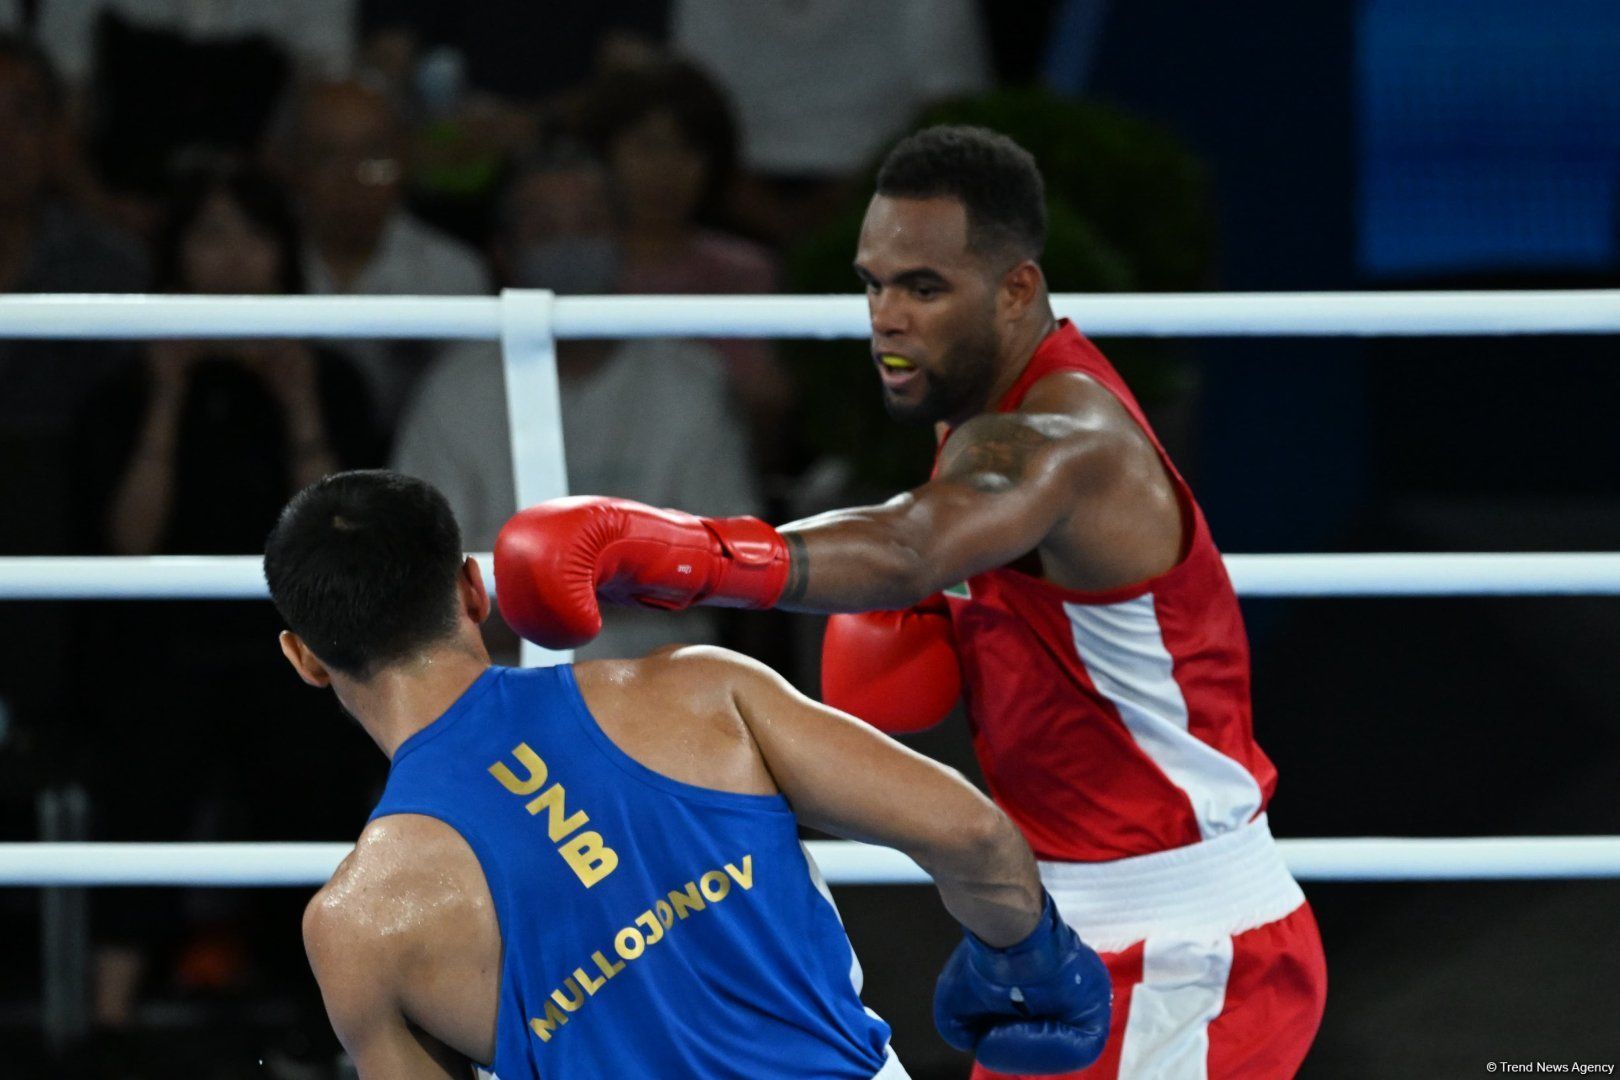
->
xmin=998 ymin=259 xmax=1044 ymax=323
xmin=279 ymin=630 xmax=332 ymax=688
xmin=460 ymin=556 xmax=492 ymax=625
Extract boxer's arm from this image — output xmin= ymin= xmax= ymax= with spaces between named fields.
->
xmin=701 ymin=647 xmax=1042 ymax=947
xmin=303 ymin=892 xmax=468 ymax=1080
xmin=778 ymin=411 xmax=1121 ymax=611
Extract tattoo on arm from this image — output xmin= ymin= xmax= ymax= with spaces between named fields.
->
xmin=780 ymin=531 xmax=811 ymax=604
xmin=936 ymin=415 xmax=1061 ymax=493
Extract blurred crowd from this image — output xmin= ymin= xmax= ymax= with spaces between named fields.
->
xmin=0 ymin=2 xmax=1125 ymax=1074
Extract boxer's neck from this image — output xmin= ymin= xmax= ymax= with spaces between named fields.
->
xmin=336 ymin=642 xmax=490 ymax=760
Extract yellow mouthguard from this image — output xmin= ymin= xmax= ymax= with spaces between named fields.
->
xmin=880 ymin=354 xmax=915 ymax=370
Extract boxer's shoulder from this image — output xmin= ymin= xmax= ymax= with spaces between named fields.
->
xmin=1018 ymin=368 xmax=1129 ymax=420
xmin=937 ymin=405 xmax=1130 ymax=498
xmin=306 ymin=816 xmax=488 ymax=964
xmin=303 ymin=816 xmax=497 ymax=1068
xmin=572 ymin=648 xmax=780 ymax=797
xmin=577 ymin=644 xmax=778 ymax=709
xmin=1011 ymin=371 xmax=1164 ymax=475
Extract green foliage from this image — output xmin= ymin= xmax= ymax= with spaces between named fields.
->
xmin=785 ymin=88 xmax=1216 ymax=490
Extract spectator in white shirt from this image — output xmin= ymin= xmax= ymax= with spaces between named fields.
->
xmin=393 ymin=147 xmax=762 ymax=660
xmin=284 ymin=78 xmax=494 ymax=436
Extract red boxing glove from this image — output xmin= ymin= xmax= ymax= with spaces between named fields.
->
xmin=822 ymin=593 xmax=962 ymax=734
xmin=495 ymin=496 xmax=791 ymax=649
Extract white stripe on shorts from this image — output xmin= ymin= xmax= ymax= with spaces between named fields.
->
xmin=1117 ymin=933 xmax=1234 ymax=1080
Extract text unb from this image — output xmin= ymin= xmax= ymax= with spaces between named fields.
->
xmin=489 ymin=741 xmax=619 ymax=888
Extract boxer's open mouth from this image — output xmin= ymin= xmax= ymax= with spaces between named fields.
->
xmin=877 ymin=354 xmax=921 ymax=390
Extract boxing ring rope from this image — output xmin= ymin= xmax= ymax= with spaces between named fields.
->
xmin=6 ymin=552 xmax=1620 ymax=600
xmin=2 ymin=289 xmax=1620 ymax=339
xmin=3 ymin=288 xmax=1619 ymax=889
xmin=5 ymin=836 xmax=1620 ymax=887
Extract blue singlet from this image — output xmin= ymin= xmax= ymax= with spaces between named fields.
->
xmin=369 ymin=664 xmax=894 ymax=1079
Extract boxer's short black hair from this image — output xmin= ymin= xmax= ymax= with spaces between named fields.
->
xmin=876 ymin=125 xmax=1047 ymax=263
xmin=265 ymin=470 xmax=464 ymax=678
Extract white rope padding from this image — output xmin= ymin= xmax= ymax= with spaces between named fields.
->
xmin=5 ymin=837 xmax=1620 ymax=887
xmin=4 ymin=552 xmax=1620 ymax=600
xmin=2 ymin=290 xmax=1620 ymax=340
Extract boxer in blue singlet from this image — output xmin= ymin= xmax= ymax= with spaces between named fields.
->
xmin=264 ymin=470 xmax=1110 ymax=1079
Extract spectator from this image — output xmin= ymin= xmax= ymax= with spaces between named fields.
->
xmin=0 ymin=33 xmax=147 ymax=454
xmin=30 ymin=0 xmax=356 ymax=88
xmin=88 ymin=167 xmax=378 ymax=557
xmin=357 ymin=1 xmax=665 ymax=105
xmin=673 ymin=0 xmax=990 ymax=176
xmin=671 ymin=0 xmax=990 ymax=244
xmin=0 ymin=34 xmax=146 ymax=756
xmin=284 ymin=77 xmax=494 ymax=436
xmin=576 ymin=58 xmax=794 ymax=468
xmin=393 ymin=146 xmax=762 ymax=660
xmin=71 ymin=166 xmax=381 ymax=1030
xmin=353 ymin=4 xmax=671 ymax=241
xmin=5 ymin=3 xmax=358 ymax=242
xmin=0 ymin=41 xmax=148 ymax=1032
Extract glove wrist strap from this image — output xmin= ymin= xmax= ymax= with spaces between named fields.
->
xmin=965 ymin=891 xmax=1071 ymax=984
xmin=702 ymin=517 xmax=791 ymax=608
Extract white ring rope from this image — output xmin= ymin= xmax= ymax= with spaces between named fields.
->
xmin=5 ymin=291 xmax=1614 ymax=889
xmin=2 ymin=289 xmax=1620 ymax=340
xmin=4 ymin=552 xmax=1620 ymax=600
xmin=5 ymin=837 xmax=1620 ymax=887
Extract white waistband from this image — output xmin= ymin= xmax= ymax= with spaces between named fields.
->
xmin=1038 ymin=814 xmax=1305 ymax=953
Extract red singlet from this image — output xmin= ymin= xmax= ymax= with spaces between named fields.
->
xmin=942 ymin=320 xmax=1278 ymax=863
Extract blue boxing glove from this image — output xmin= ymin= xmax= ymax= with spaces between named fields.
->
xmin=934 ymin=892 xmax=1111 ymax=1075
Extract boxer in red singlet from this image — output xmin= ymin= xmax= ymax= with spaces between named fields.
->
xmin=493 ymin=125 xmax=1327 ymax=1078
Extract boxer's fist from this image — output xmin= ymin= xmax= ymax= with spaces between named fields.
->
xmin=934 ymin=892 xmax=1111 ymax=1074
xmin=494 ymin=497 xmax=790 ymax=649
xmin=822 ymin=595 xmax=961 ymax=733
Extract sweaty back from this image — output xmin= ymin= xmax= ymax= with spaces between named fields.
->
xmin=370 ymin=664 xmax=892 ymax=1079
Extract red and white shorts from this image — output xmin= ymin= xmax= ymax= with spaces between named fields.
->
xmin=975 ymin=817 xmax=1328 ymax=1080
